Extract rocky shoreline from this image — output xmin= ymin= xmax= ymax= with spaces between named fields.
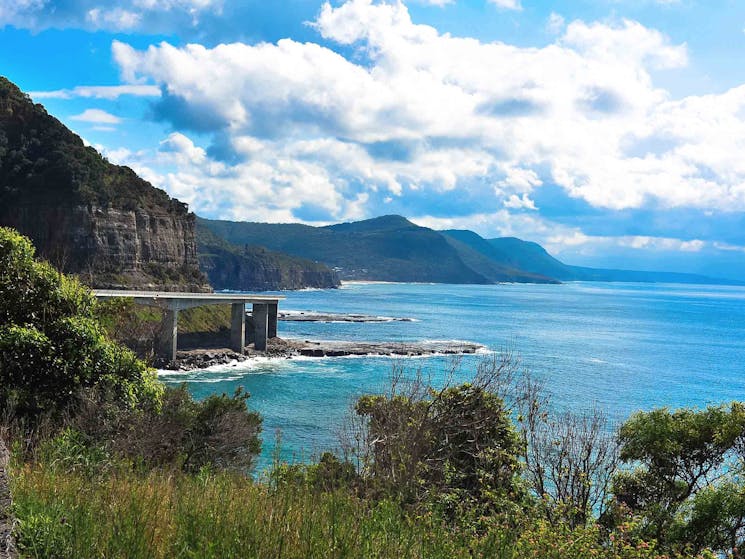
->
xmin=159 ymin=337 xmax=484 ymax=371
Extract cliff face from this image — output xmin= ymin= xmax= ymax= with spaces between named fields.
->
xmin=197 ymin=225 xmax=340 ymax=291
xmin=200 ymin=248 xmax=340 ymax=291
xmin=0 ymin=76 xmax=210 ymax=292
xmin=2 ymin=204 xmax=207 ymax=290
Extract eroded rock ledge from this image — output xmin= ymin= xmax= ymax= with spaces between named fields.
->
xmin=160 ymin=337 xmax=484 ymax=371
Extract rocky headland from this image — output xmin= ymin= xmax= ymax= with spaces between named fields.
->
xmin=0 ymin=77 xmax=210 ymax=292
xmin=197 ymin=223 xmax=340 ymax=291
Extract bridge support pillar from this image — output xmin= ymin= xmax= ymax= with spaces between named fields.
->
xmin=253 ymin=303 xmax=268 ymax=351
xmin=158 ymin=307 xmax=179 ymax=363
xmin=230 ymin=303 xmax=246 ymax=354
xmin=268 ymin=303 xmax=278 ymax=339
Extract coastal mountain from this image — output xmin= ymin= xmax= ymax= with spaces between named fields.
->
xmin=202 ymin=215 xmax=738 ymax=286
xmin=449 ymin=231 xmax=737 ymax=285
xmin=3 ymin=74 xmax=730 ymax=290
xmin=199 ymin=215 xmax=556 ymax=284
xmin=0 ymin=77 xmax=335 ymax=293
xmin=196 ymin=224 xmax=340 ymax=291
xmin=0 ymin=76 xmax=209 ymax=291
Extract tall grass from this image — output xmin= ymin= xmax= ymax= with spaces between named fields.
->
xmin=10 ymin=463 xmax=694 ymax=559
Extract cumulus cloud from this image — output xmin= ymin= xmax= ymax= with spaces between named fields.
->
xmin=70 ymin=108 xmax=122 ymax=124
xmin=504 ymin=193 xmax=537 ymax=210
xmin=95 ymin=0 xmax=745 ymax=254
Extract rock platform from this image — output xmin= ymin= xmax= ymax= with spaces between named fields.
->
xmin=159 ymin=337 xmax=484 ymax=371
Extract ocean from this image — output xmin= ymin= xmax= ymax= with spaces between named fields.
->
xmin=158 ymin=281 xmax=745 ymax=469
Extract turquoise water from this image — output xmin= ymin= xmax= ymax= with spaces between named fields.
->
xmin=159 ymin=281 xmax=745 ymax=469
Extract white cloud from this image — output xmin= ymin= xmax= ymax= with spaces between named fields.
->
xmin=0 ymin=0 xmax=221 ymax=31
xmin=547 ymin=12 xmax=565 ymax=34
xmin=29 ymin=84 xmax=161 ymax=100
xmin=86 ymin=7 xmax=141 ymax=30
xmin=70 ymin=109 xmax=122 ymax=124
xmin=503 ymin=193 xmax=537 ymax=210
xmin=99 ymin=0 xmax=745 ymax=247
xmin=488 ymin=0 xmax=522 ymax=10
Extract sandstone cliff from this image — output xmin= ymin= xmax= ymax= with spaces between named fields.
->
xmin=0 ymin=76 xmax=209 ymax=291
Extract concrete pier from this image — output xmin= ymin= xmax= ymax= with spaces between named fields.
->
xmin=158 ymin=308 xmax=180 ymax=363
xmin=253 ymin=304 xmax=269 ymax=351
xmin=93 ymin=290 xmax=284 ymax=363
xmin=268 ymin=303 xmax=278 ymax=339
xmin=230 ymin=303 xmax=246 ymax=354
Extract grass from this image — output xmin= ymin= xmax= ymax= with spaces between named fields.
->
xmin=10 ymin=463 xmax=688 ymax=559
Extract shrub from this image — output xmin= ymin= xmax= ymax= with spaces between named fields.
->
xmin=71 ymin=385 xmax=262 ymax=474
xmin=354 ymin=369 xmax=523 ymax=515
xmin=0 ymin=226 xmax=163 ymax=421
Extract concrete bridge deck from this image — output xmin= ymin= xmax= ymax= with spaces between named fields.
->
xmin=93 ymin=290 xmax=285 ymax=363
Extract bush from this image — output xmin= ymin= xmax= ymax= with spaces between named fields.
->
xmin=353 ymin=368 xmax=523 ymax=515
xmin=0 ymin=227 xmax=163 ymax=421
xmin=70 ymin=385 xmax=262 ymax=474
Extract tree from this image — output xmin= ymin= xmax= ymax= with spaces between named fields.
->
xmin=521 ymin=403 xmax=619 ymax=528
xmin=610 ymin=403 xmax=745 ymax=554
xmin=95 ymin=385 xmax=263 ymax=473
xmin=352 ymin=358 xmax=524 ymax=515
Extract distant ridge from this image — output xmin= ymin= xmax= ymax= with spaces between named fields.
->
xmin=484 ymin=237 xmax=740 ymax=285
xmin=199 ymin=215 xmax=556 ymax=284
xmin=201 ymin=214 xmax=741 ymax=286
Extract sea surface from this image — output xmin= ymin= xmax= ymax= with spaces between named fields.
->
xmin=158 ymin=281 xmax=745 ymax=470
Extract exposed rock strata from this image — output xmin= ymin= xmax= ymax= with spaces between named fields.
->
xmin=2 ymin=204 xmax=208 ymax=291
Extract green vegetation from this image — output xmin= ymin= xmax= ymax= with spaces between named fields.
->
xmin=11 ymin=463 xmax=694 ymax=559
xmin=609 ymin=404 xmax=745 ymax=552
xmin=200 ymin=214 xmax=734 ymax=285
xmin=0 ymin=77 xmax=180 ymax=212
xmin=0 ymin=226 xmax=261 ymax=468
xmin=0 ymin=227 xmax=162 ymax=421
xmin=2 ymin=227 xmax=744 ymax=558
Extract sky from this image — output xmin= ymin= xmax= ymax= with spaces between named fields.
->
xmin=2 ymin=0 xmax=745 ymax=279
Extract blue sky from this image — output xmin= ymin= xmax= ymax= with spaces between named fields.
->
xmin=2 ymin=0 xmax=745 ymax=279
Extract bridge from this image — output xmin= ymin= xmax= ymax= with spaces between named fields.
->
xmin=93 ymin=290 xmax=284 ymax=363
